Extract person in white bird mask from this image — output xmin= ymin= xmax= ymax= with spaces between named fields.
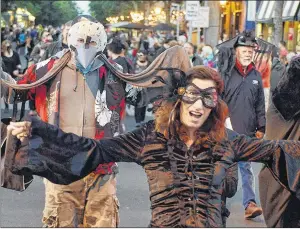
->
xmin=68 ymin=16 xmax=107 ymax=70
xmin=1 ymin=15 xmax=125 ymax=228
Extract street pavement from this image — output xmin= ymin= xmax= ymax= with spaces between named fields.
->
xmin=0 ymin=103 xmax=266 ymax=227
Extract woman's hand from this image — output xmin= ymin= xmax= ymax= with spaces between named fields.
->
xmin=7 ymin=121 xmax=32 ymax=142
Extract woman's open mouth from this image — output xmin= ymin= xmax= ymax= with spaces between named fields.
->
xmin=189 ymin=111 xmax=203 ymax=119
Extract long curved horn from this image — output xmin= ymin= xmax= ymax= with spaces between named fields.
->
xmin=98 ymin=45 xmax=191 ymax=88
xmin=1 ymin=50 xmax=71 ymax=90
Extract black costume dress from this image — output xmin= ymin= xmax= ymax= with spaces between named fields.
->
xmin=10 ymin=117 xmax=300 ymax=227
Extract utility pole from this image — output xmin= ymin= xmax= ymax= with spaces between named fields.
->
xmin=204 ymin=1 xmax=220 ymax=47
xmin=143 ymin=1 xmax=151 ymax=26
xmin=48 ymin=1 xmax=53 ymax=25
xmin=171 ymin=3 xmax=181 ymax=40
xmin=176 ymin=4 xmax=180 ymax=40
xmin=272 ymin=1 xmax=284 ymax=46
xmin=197 ymin=27 xmax=201 ymax=46
xmin=203 ymin=0 xmax=208 ymax=44
xmin=165 ymin=0 xmax=171 ymax=24
xmin=188 ymin=22 xmax=193 ymax=42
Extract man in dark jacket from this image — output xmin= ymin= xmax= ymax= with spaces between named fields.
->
xmin=220 ymin=31 xmax=265 ymax=219
xmin=40 ymin=21 xmax=72 ymax=61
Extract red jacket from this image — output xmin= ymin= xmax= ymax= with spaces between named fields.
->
xmin=257 ymin=60 xmax=271 ymax=88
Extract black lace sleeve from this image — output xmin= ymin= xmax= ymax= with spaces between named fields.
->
xmin=223 ymin=129 xmax=239 ymax=198
xmin=12 ymin=116 xmax=147 ymax=185
xmin=223 ymin=163 xmax=238 ymax=198
xmin=231 ymin=135 xmax=300 ymax=199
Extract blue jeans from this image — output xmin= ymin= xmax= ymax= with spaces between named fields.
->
xmin=238 ymin=162 xmax=256 ymax=209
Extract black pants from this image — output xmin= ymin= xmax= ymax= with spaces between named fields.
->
xmin=4 ymin=101 xmax=9 ymax=109
xmin=29 ymin=100 xmax=35 ymax=110
xmin=135 ymin=106 xmax=146 ymax=123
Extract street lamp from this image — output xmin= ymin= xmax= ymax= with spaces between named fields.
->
xmin=130 ymin=11 xmax=144 ymax=23
xmin=220 ymin=1 xmax=227 ymax=7
xmin=154 ymin=7 xmax=162 ymax=15
xmin=106 ymin=16 xmax=119 ymax=24
xmin=147 ymin=7 xmax=166 ymax=25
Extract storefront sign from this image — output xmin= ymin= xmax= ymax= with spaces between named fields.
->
xmin=185 ymin=1 xmax=201 ymax=21
xmin=191 ymin=7 xmax=210 ymax=28
xmin=247 ymin=1 xmax=257 ymax=21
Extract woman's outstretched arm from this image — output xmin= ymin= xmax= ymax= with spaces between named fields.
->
xmin=9 ymin=116 xmax=148 ymax=185
xmin=231 ymin=135 xmax=300 ymax=199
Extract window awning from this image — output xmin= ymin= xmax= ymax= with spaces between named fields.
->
xmin=256 ymin=1 xmax=275 ymax=23
xmin=282 ymin=1 xmax=300 ymax=21
xmin=256 ymin=1 xmax=300 ymax=23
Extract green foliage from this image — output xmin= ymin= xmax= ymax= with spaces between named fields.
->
xmin=35 ymin=1 xmax=80 ymax=26
xmin=1 ymin=0 xmax=16 ymax=12
xmin=2 ymin=0 xmax=80 ymax=26
xmin=15 ymin=1 xmax=41 ymax=16
xmin=89 ymin=1 xmax=144 ymax=24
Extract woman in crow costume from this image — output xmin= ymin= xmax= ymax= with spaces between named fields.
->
xmin=6 ymin=65 xmax=300 ymax=227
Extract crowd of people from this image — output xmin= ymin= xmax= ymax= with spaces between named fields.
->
xmin=103 ymin=29 xmax=222 ymax=126
xmin=3 ymin=22 xmax=298 ymax=120
xmin=1 ymin=23 xmax=63 ymax=112
xmin=1 ymin=24 xmax=61 ymax=70
xmin=1 ymin=15 xmax=300 ymax=228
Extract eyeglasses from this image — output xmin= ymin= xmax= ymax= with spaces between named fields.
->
xmin=181 ymin=83 xmax=218 ymax=109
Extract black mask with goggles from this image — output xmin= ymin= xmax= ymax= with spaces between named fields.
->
xmin=179 ymin=83 xmax=218 ymax=109
xmin=150 ymin=68 xmax=218 ymax=110
xmin=150 ymin=67 xmax=220 ymax=138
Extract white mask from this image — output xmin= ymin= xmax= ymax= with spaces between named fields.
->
xmin=75 ymin=44 xmax=98 ymax=69
xmin=68 ymin=19 xmax=107 ymax=68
